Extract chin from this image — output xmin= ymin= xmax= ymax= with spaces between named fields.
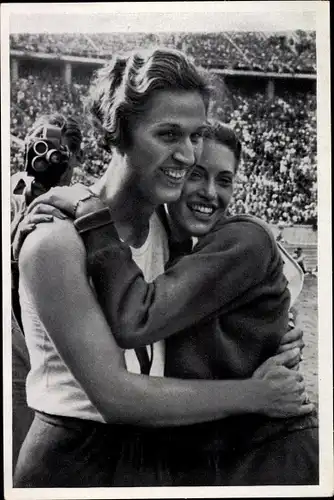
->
xmin=184 ymin=221 xmax=214 ymax=237
xmin=154 ymin=187 xmax=184 ymax=205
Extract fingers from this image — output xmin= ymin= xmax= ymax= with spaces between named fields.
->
xmin=26 ymin=203 xmax=55 ymax=216
xmin=26 ymin=185 xmax=99 ymax=220
xmin=283 ymin=358 xmax=301 ymax=370
xmin=269 ymin=347 xmax=301 ymax=367
xmin=296 ymin=381 xmax=305 ymax=394
xmin=26 ymin=195 xmax=52 ymax=214
xmin=27 ymin=202 xmax=67 ymax=220
xmin=297 ymin=402 xmax=315 ymax=415
xmin=277 ymin=339 xmax=305 ymax=353
xmin=303 ymin=392 xmax=311 ymax=405
xmin=28 ymin=214 xmax=54 ymax=225
xmin=12 ymin=211 xmax=64 ymax=261
xmin=26 ymin=188 xmax=76 ymax=217
xmin=280 ymin=327 xmax=303 ymax=345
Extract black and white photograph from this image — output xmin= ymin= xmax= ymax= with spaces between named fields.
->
xmin=1 ymin=1 xmax=332 ymax=498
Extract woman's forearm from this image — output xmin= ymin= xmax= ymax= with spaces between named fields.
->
xmin=95 ymin=372 xmax=269 ymax=427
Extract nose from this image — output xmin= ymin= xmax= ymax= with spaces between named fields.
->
xmin=201 ymin=178 xmax=217 ymax=201
xmin=173 ymin=138 xmax=196 ymax=168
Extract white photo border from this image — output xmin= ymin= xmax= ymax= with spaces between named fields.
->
xmin=2 ymin=2 xmax=332 ymax=498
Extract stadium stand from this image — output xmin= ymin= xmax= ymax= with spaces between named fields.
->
xmin=9 ymin=31 xmax=317 ymax=228
xmin=10 ymin=31 xmax=316 ymax=73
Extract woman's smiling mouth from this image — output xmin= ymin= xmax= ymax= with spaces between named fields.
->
xmin=187 ymin=202 xmax=217 ymax=219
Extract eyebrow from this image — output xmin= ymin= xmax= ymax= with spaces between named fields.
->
xmin=217 ymin=171 xmax=234 ymax=177
xmin=195 ymin=164 xmax=234 ymax=176
xmin=155 ymin=123 xmax=206 ymax=132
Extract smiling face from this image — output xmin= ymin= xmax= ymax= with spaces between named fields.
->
xmin=168 ymin=138 xmax=237 ymax=238
xmin=124 ymin=89 xmax=207 ymax=206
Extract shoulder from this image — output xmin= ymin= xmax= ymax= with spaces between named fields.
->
xmin=221 ymin=214 xmax=276 ymax=242
xmin=19 ymin=218 xmax=86 ymax=276
xmin=211 ymin=214 xmax=275 ymax=245
xmin=196 ymin=215 xmax=277 ymax=260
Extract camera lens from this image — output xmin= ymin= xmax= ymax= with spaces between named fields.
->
xmin=47 ymin=150 xmax=62 ymax=164
xmin=33 ymin=141 xmax=48 ymax=156
xmin=31 ymin=156 xmax=48 ymax=172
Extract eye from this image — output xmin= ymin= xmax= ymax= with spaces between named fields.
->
xmin=188 ymin=167 xmax=204 ymax=180
xmin=218 ymin=177 xmax=233 ymax=187
xmin=158 ymin=130 xmax=179 ymax=142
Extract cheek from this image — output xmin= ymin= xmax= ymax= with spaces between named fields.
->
xmin=218 ymin=187 xmax=233 ymax=206
xmin=139 ymin=141 xmax=170 ymax=171
xmin=182 ymin=180 xmax=201 ymax=197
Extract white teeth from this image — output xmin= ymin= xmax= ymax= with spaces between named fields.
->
xmin=191 ymin=204 xmax=214 ymax=214
xmin=162 ymin=168 xmax=187 ymax=180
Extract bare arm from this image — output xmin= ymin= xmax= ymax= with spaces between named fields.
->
xmin=19 ymin=220 xmax=309 ymax=426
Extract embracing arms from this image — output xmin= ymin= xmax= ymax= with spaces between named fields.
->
xmin=14 ymin=186 xmax=288 ymax=349
xmin=18 ymin=220 xmax=311 ymax=425
xmin=76 ymin=214 xmax=286 ymax=348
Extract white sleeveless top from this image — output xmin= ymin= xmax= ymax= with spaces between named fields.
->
xmin=125 ymin=213 xmax=168 ymax=376
xmin=21 ymin=211 xmax=169 ymax=422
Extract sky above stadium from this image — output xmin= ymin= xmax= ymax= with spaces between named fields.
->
xmin=5 ymin=2 xmax=317 ymax=33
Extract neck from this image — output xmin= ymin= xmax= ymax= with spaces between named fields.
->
xmin=164 ymin=205 xmax=191 ymax=243
xmin=92 ymin=152 xmax=156 ymax=247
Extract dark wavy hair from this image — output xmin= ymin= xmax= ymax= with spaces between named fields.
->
xmin=203 ymin=119 xmax=242 ymax=172
xmin=87 ymin=47 xmax=211 ymax=152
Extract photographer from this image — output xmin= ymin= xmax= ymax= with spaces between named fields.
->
xmin=11 ymin=113 xmax=83 ymax=468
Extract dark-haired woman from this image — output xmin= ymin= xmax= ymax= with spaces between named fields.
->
xmin=14 ymin=51 xmax=310 ymax=487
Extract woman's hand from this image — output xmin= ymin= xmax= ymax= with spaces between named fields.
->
xmin=277 ymin=326 xmax=304 ymax=354
xmin=252 ymin=349 xmax=313 ymax=418
xmin=277 ymin=313 xmax=304 ymax=370
xmin=253 ymin=348 xmax=301 ymax=376
xmin=26 ymin=185 xmax=105 ymax=220
xmin=12 ymin=185 xmax=106 ymax=260
xmin=12 ymin=203 xmax=68 ymax=261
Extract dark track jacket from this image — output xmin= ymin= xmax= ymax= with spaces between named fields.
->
xmin=75 ymin=207 xmax=318 ymax=452
xmin=78 ymin=209 xmax=291 ymax=380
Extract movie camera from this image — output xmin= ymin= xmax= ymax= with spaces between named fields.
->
xmin=24 ymin=123 xmax=71 ymax=189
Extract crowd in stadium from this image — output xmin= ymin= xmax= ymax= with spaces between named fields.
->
xmin=10 ymin=30 xmax=316 ymax=73
xmin=10 ymin=70 xmax=317 ymax=226
xmin=218 ymin=87 xmax=317 ymax=225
